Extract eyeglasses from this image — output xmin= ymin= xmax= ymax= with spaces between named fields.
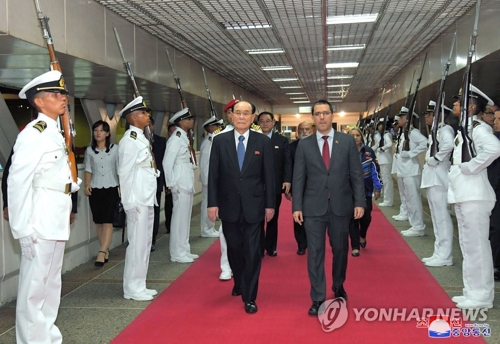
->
xmin=258 ymin=119 xmax=273 ymax=124
xmin=313 ymin=111 xmax=332 ymax=117
xmin=483 ymin=111 xmax=495 ymax=116
xmin=233 ymin=111 xmax=253 ymax=117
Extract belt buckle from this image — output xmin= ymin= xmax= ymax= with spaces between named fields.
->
xmin=65 ymin=183 xmax=71 ymax=194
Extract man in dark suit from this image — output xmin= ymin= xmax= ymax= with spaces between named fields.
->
xmin=257 ymin=111 xmax=291 ymax=257
xmin=288 ymin=121 xmax=313 ymax=255
xmin=150 ymin=118 xmax=167 ymax=251
xmin=292 ymin=99 xmax=365 ymax=316
xmin=208 ymin=101 xmax=275 ymax=314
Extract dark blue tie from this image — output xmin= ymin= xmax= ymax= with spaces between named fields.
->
xmin=237 ymin=135 xmax=245 ymax=170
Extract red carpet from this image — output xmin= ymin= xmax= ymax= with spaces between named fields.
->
xmin=113 ymin=199 xmax=486 ymax=343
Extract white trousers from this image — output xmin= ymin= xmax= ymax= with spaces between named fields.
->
xmin=16 ymin=239 xmax=65 ymax=344
xmin=401 ymin=175 xmax=425 ymax=230
xmin=380 ymin=163 xmax=393 ymax=205
xmin=455 ymin=201 xmax=494 ymax=303
xmin=427 ymin=186 xmax=453 ymax=261
xmin=219 ymin=224 xmax=231 ymax=273
xmin=396 ymin=177 xmax=407 ymax=217
xmin=123 ymin=205 xmax=153 ymax=296
xmin=200 ymin=185 xmax=215 ymax=235
xmin=170 ymin=189 xmax=193 ymax=260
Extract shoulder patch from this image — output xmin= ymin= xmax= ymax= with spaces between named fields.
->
xmin=176 ymin=131 xmax=181 ymax=137
xmin=473 ymin=120 xmax=481 ymax=128
xmin=130 ymin=131 xmax=137 ymax=140
xmin=33 ymin=121 xmax=47 ymax=133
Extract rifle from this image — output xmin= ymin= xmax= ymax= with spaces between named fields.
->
xmin=34 ymin=0 xmax=77 ymax=183
xmin=202 ymin=67 xmax=218 ymax=119
xmin=459 ymin=0 xmax=481 ymax=162
xmin=379 ymin=86 xmax=395 ymax=148
xmin=370 ymin=88 xmax=385 ymax=146
xmin=429 ymin=31 xmax=456 ymax=158
xmin=403 ymin=52 xmax=428 ymax=151
xmin=113 ymin=26 xmax=157 ymax=173
xmin=404 ymin=70 xmax=417 ymax=109
xmin=165 ymin=48 xmax=197 ymax=165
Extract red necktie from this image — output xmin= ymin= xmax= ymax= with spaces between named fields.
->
xmin=322 ymin=136 xmax=330 ymax=169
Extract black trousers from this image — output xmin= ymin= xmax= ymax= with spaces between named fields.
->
xmin=489 ymin=193 xmax=500 ymax=268
xmin=260 ymin=193 xmax=282 ymax=253
xmin=222 ymin=210 xmax=262 ymax=303
xmin=152 ymin=189 xmax=163 ymax=245
xmin=164 ymin=191 xmax=173 ymax=233
xmin=349 ymin=197 xmax=372 ymax=250
xmin=294 ymin=220 xmax=307 ymax=250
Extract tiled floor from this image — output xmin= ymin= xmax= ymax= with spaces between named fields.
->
xmin=0 ymin=190 xmax=499 ymax=343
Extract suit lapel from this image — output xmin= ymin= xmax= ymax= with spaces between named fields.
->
xmin=329 ymin=134 xmax=339 ymax=170
xmin=307 ymin=135 xmax=327 ymax=172
xmin=241 ymin=131 xmax=256 ymax=174
xmin=224 ymin=130 xmax=240 ymax=172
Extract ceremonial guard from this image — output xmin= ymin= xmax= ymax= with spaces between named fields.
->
xmin=9 ymin=70 xmax=80 ymax=343
xmin=118 ymin=97 xmax=159 ymax=301
xmin=374 ymin=119 xmax=394 ymax=207
xmin=449 ymin=85 xmax=500 ymax=309
xmin=391 ymin=115 xmax=408 ymax=221
xmin=394 ymin=107 xmax=427 ymax=236
xmin=162 ymin=108 xmax=198 ymax=263
xmin=199 ymin=115 xmax=223 ymax=238
xmin=420 ymin=101 xmax=455 ymax=267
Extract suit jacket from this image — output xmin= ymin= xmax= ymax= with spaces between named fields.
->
xmin=292 ymin=131 xmax=366 ymax=217
xmin=269 ymin=132 xmax=292 ymax=194
xmin=208 ymin=129 xmax=275 ymax=223
xmin=152 ymin=133 xmax=167 ymax=191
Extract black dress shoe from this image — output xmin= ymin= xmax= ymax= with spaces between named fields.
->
xmin=333 ymin=286 xmax=348 ymax=300
xmin=351 ymin=249 xmax=360 ymax=257
xmin=360 ymin=239 xmax=367 ymax=248
xmin=308 ymin=301 xmax=323 ymax=315
xmin=150 ymin=243 xmax=156 ymax=252
xmin=231 ymin=286 xmax=241 ymax=296
xmin=245 ymin=301 xmax=258 ymax=314
xmin=267 ymin=251 xmax=278 ymax=257
xmin=495 ymin=269 xmax=500 ymax=281
xmin=297 ymin=248 xmax=306 ymax=255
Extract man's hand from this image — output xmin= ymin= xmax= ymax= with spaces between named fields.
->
xmin=265 ymin=208 xmax=275 ymax=223
xmin=459 ymin=163 xmax=472 ymax=175
xmin=282 ymin=182 xmax=291 ymax=196
xmin=126 ymin=207 xmax=140 ymax=222
xmin=3 ymin=207 xmax=8 ymax=221
xmin=354 ymin=207 xmax=365 ymax=220
xmin=208 ymin=207 xmax=219 ymax=223
xmin=19 ymin=233 xmax=37 ymax=260
xmin=165 ymin=187 xmax=171 ymax=195
xmin=293 ymin=211 xmax=303 ymax=225
xmin=70 ymin=212 xmax=76 ymax=224
xmin=426 ymin=157 xmax=439 ymax=167
xmin=373 ymin=191 xmax=381 ymax=200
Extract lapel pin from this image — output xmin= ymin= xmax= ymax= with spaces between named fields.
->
xmin=255 ymin=151 xmax=261 ymax=155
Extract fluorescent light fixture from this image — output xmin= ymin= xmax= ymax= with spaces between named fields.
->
xmin=326 ymin=62 xmax=359 ymax=68
xmin=327 ymin=44 xmax=365 ymax=51
xmin=327 ymin=84 xmax=350 ymax=88
xmin=286 ymin=92 xmax=305 ymax=95
xmin=327 ymin=75 xmax=353 ymax=79
xmin=293 ymin=101 xmax=311 ymax=104
xmin=290 ymin=97 xmax=308 ymax=100
xmin=245 ymin=48 xmax=285 ymax=54
xmin=339 ymin=111 xmax=346 ymax=117
xmin=327 ymin=14 xmax=378 ymax=25
xmin=272 ymin=78 xmax=298 ymax=82
xmin=328 ymin=91 xmax=344 ymax=94
xmin=226 ymin=22 xmax=271 ymax=30
xmin=261 ymin=66 xmax=293 ymax=71
xmin=295 ymin=114 xmax=301 ymax=118
xmin=280 ymin=86 xmax=302 ymax=89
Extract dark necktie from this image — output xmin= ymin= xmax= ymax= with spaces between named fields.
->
xmin=322 ymin=135 xmax=330 ymax=169
xmin=237 ymin=135 xmax=245 ymax=170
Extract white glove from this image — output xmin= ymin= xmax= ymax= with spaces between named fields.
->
xmin=126 ymin=207 xmax=140 ymax=222
xmin=19 ymin=233 xmax=37 ymax=260
xmin=400 ymin=151 xmax=410 ymax=159
xmin=459 ymin=163 xmax=472 ymax=175
xmin=71 ymin=178 xmax=82 ymax=193
xmin=426 ymin=157 xmax=439 ymax=167
xmin=155 ymin=170 xmax=161 ymax=178
xmin=170 ymin=185 xmax=179 ymax=194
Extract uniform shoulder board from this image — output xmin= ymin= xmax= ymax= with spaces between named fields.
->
xmin=33 ymin=121 xmax=47 ymax=133
xmin=473 ymin=120 xmax=481 ymax=128
xmin=176 ymin=131 xmax=181 ymax=137
xmin=130 ymin=131 xmax=137 ymax=140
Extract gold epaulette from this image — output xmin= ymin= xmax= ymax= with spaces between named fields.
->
xmin=33 ymin=121 xmax=47 ymax=133
xmin=213 ymin=126 xmax=223 ymax=135
xmin=251 ymin=123 xmax=261 ymax=132
xmin=130 ymin=131 xmax=137 ymax=140
xmin=473 ymin=120 xmax=481 ymax=128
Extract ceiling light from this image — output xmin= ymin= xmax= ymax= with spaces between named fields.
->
xmin=327 ymin=44 xmax=365 ymax=51
xmin=225 ymin=22 xmax=271 ymax=30
xmin=327 ymin=14 xmax=378 ymax=25
xmin=246 ymin=48 xmax=285 ymax=54
xmin=328 ymin=91 xmax=344 ymax=94
xmin=261 ymin=66 xmax=293 ymax=71
xmin=293 ymin=101 xmax=310 ymax=104
xmin=339 ymin=111 xmax=346 ymax=117
xmin=272 ymin=78 xmax=298 ymax=82
xmin=280 ymin=86 xmax=302 ymax=89
xmin=290 ymin=97 xmax=308 ymax=100
xmin=326 ymin=62 xmax=359 ymax=68
xmin=286 ymin=92 xmax=305 ymax=95
xmin=327 ymin=75 xmax=353 ymax=79
xmin=327 ymin=84 xmax=350 ymax=88
xmin=295 ymin=114 xmax=301 ymax=118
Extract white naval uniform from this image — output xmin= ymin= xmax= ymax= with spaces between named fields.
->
xmin=421 ymin=124 xmax=454 ymax=261
xmin=374 ymin=131 xmax=394 ymax=205
xmin=448 ymin=117 xmax=500 ymax=303
xmin=8 ymin=113 xmax=73 ymax=344
xmin=163 ymin=127 xmax=197 ymax=261
xmin=392 ymin=130 xmax=408 ymax=217
xmin=118 ymin=125 xmax=158 ymax=297
xmin=199 ymin=133 xmax=217 ymax=236
xmin=394 ymin=128 xmax=427 ymax=230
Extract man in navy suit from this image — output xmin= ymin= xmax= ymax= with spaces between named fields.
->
xmin=257 ymin=111 xmax=292 ymax=257
xmin=208 ymin=101 xmax=275 ymax=314
xmin=292 ymin=99 xmax=365 ymax=315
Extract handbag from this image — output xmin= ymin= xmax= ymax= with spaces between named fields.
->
xmin=113 ymin=198 xmax=126 ymax=228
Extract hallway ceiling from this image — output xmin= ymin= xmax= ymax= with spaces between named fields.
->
xmin=96 ymin=0 xmax=477 ymax=105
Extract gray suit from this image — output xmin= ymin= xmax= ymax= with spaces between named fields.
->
xmin=292 ymin=130 xmax=365 ymax=301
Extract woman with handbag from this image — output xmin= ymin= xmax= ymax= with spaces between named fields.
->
xmin=84 ymin=120 xmax=120 ymax=267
